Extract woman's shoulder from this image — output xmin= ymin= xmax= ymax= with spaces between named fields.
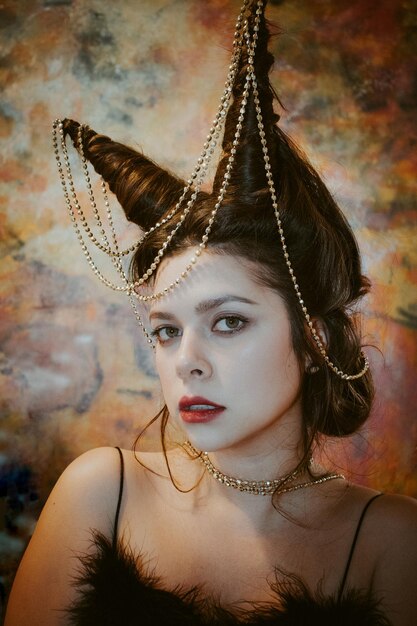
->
xmin=58 ymin=446 xmax=170 ymax=509
xmin=53 ymin=445 xmax=160 ymax=506
xmin=372 ymin=494 xmax=417 ymax=623
xmin=61 ymin=444 xmax=120 ymax=476
xmin=38 ymin=446 xmax=125 ymax=538
xmin=369 ymin=491 xmax=417 ymax=525
xmin=56 ymin=446 xmax=123 ymax=497
xmin=344 ymin=484 xmax=417 ymax=530
xmin=4 ymin=447 xmax=135 ymax=625
xmin=341 ymin=484 xmax=417 ymax=544
xmin=56 ymin=445 xmax=155 ymax=484
xmin=343 ymin=485 xmax=417 ymax=624
xmin=361 ymin=491 xmax=417 ymax=559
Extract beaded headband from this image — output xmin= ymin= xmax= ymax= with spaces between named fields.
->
xmin=52 ymin=0 xmax=369 ymax=381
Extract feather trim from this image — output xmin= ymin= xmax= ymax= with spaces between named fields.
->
xmin=66 ymin=531 xmax=391 ymax=626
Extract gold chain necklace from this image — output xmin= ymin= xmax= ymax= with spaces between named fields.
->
xmin=183 ymin=441 xmax=345 ymax=496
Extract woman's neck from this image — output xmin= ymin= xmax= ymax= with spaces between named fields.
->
xmin=194 ymin=410 xmax=306 ymax=482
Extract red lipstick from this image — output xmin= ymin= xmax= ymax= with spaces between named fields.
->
xmin=179 ymin=396 xmax=225 ymax=423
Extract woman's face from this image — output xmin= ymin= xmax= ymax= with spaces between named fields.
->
xmin=149 ymin=249 xmax=303 ymax=454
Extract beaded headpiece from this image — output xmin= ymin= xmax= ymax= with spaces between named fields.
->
xmin=52 ymin=0 xmax=369 ymax=381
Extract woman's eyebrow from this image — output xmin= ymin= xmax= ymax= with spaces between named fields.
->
xmin=195 ymin=295 xmax=257 ymax=313
xmin=149 ymin=295 xmax=257 ymax=321
xmin=149 ymin=310 xmax=176 ymax=322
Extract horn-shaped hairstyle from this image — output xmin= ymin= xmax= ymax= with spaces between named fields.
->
xmin=61 ymin=118 xmax=203 ymax=231
xmin=212 ymin=4 xmax=280 ymax=199
xmin=53 ymin=0 xmax=374 ymax=441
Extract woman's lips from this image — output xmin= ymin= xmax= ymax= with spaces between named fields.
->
xmin=179 ymin=396 xmax=225 ymax=423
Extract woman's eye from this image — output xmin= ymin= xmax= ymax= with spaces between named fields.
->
xmin=151 ymin=326 xmax=181 ymax=343
xmin=213 ymin=316 xmax=246 ymax=334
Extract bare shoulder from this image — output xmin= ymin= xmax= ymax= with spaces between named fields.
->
xmin=341 ymin=483 xmax=417 ymax=526
xmin=54 ymin=446 xmax=123 ymax=498
xmin=43 ymin=446 xmax=124 ymax=534
xmin=344 ymin=486 xmax=417 ymax=557
xmin=365 ymin=492 xmax=417 ymax=570
xmin=4 ymin=446 xmax=125 ymax=626
xmin=375 ymin=492 xmax=417 ymax=522
xmin=363 ymin=492 xmax=417 ymax=543
xmin=360 ymin=492 xmax=417 ymax=625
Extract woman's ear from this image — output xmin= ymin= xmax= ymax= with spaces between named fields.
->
xmin=304 ymin=317 xmax=328 ymax=374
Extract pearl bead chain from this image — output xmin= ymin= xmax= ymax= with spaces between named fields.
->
xmin=54 ymin=0 xmax=370 ymax=378
xmin=134 ymin=3 xmax=261 ymax=303
xmin=248 ymin=66 xmax=369 ymax=380
xmin=53 ymin=0 xmax=251 ymax=348
xmin=53 ymin=0 xmax=249 ymax=294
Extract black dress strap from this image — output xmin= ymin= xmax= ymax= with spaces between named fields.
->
xmin=112 ymin=446 xmax=125 ymax=549
xmin=338 ymin=492 xmax=383 ymax=599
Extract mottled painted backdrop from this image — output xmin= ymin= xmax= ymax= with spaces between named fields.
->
xmin=1 ymin=0 xmax=416 ymax=614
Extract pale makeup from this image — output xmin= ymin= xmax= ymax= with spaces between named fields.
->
xmin=149 ymin=249 xmax=303 ymax=462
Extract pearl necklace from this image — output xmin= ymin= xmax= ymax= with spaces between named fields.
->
xmin=184 ymin=441 xmax=345 ymax=496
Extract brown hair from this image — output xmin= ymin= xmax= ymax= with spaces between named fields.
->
xmin=62 ymin=1 xmax=374 ymax=462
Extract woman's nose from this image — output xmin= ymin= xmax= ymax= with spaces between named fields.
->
xmin=175 ymin=331 xmax=212 ymax=381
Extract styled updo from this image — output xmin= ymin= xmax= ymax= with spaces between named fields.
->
xmin=62 ymin=0 xmax=374 ymax=457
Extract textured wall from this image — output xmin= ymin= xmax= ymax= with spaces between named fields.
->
xmin=1 ymin=0 xmax=416 ymax=611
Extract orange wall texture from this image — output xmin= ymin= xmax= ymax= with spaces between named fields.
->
xmin=0 ymin=0 xmax=416 ymax=611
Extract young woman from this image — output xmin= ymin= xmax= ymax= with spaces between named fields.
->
xmin=5 ymin=1 xmax=417 ymax=624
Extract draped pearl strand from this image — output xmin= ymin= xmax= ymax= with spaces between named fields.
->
xmin=52 ymin=0 xmax=369 ymax=379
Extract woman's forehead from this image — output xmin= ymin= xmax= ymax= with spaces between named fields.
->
xmin=153 ymin=249 xmax=254 ymax=295
xmin=149 ymin=249 xmax=283 ymax=315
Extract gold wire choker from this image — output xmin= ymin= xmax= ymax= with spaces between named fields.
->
xmin=53 ymin=0 xmax=369 ymax=381
xmin=183 ymin=442 xmax=345 ymax=496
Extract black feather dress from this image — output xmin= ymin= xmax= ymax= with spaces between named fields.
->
xmin=66 ymin=530 xmax=391 ymax=626
xmin=66 ymin=450 xmax=391 ymax=626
